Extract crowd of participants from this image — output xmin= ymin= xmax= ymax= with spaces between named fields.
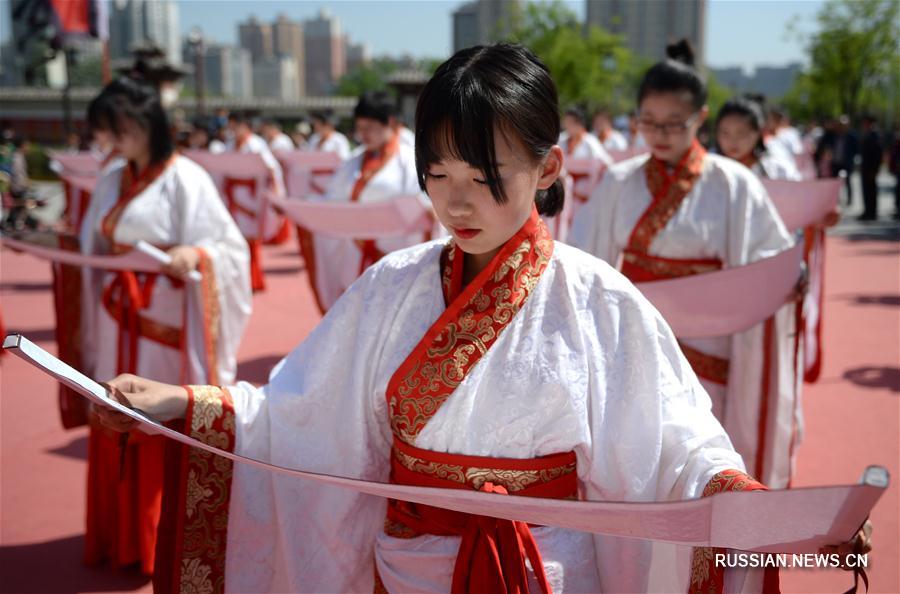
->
xmin=0 ymin=38 xmax=886 ymax=593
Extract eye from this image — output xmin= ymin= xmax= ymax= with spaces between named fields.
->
xmin=473 ymin=178 xmax=488 ymax=185
xmin=426 ymin=172 xmax=446 ymax=180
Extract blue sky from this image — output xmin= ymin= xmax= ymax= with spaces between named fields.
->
xmin=1 ymin=0 xmax=825 ymax=72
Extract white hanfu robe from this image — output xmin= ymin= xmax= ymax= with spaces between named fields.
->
xmin=752 ymin=152 xmax=802 ymax=181
xmin=268 ymin=132 xmax=295 ymax=153
xmin=597 ymin=129 xmax=629 ymax=152
xmin=225 ymin=133 xmax=286 ymax=241
xmin=167 ymin=215 xmax=771 ymax=593
xmin=80 ymin=155 xmax=252 ymax=384
xmin=569 ymin=150 xmax=799 ymax=490
xmin=304 ymin=131 xmax=352 ymax=160
xmin=559 ymin=131 xmax=614 ymax=165
xmin=308 ymin=140 xmax=429 ymax=310
xmin=77 ymin=155 xmax=252 ymax=574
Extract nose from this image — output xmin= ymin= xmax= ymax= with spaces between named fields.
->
xmin=444 ymin=185 xmax=474 ymax=219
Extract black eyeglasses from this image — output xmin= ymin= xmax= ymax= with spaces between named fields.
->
xmin=636 ymin=112 xmax=701 ymax=136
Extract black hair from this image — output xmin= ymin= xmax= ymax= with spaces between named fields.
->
xmin=310 ymin=109 xmax=338 ymax=127
xmin=353 ymin=91 xmax=396 ymax=125
xmin=415 ymin=43 xmax=564 ymax=217
xmin=564 ymin=106 xmax=588 ymax=129
xmin=715 ymin=95 xmax=767 ymax=155
xmin=87 ymin=76 xmax=173 ymax=165
xmin=637 ymin=39 xmax=707 ymax=111
xmin=227 ymin=110 xmax=255 ymax=126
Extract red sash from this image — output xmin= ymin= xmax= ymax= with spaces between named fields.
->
xmin=383 ymin=208 xmax=566 ymax=593
xmin=351 ymin=133 xmax=401 ymax=271
xmin=619 ymin=142 xmax=730 ymax=385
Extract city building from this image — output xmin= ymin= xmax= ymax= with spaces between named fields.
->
xmin=345 ymin=38 xmax=371 ymax=74
xmin=110 ymin=0 xmax=181 ymax=65
xmin=253 ymin=55 xmax=302 ymax=101
xmin=272 ymin=14 xmax=306 ymax=96
xmin=238 ymin=16 xmax=274 ymax=63
xmin=303 ymin=9 xmax=346 ymax=96
xmin=586 ymin=0 xmax=707 ymax=66
xmin=710 ymin=63 xmax=803 ymax=99
xmin=452 ymin=0 xmax=522 ymax=52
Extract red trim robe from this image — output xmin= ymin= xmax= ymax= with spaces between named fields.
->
xmin=84 ymin=157 xmax=222 ymax=576
xmin=156 ymin=208 xmax=775 ymax=593
xmin=296 ymin=133 xmax=402 ymax=315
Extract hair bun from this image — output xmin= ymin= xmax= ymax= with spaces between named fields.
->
xmin=665 ymin=39 xmax=695 ymax=67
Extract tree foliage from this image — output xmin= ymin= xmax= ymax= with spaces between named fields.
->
xmin=784 ymin=0 xmax=899 ymax=121
xmin=502 ymin=1 xmax=646 ymax=114
xmin=334 ymin=58 xmax=400 ymax=98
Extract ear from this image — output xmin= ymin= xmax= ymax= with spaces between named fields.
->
xmin=697 ymin=105 xmax=710 ymax=128
xmin=537 ymin=145 xmax=564 ymax=191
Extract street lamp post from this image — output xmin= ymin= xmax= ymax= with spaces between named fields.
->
xmin=188 ymin=27 xmax=206 ymax=118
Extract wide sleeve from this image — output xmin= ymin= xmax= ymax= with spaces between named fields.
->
xmin=175 ymin=164 xmax=252 ymax=385
xmin=726 ymin=170 xmax=794 ymax=266
xmin=578 ymin=279 xmax=748 ymax=592
xmin=568 ymin=170 xmax=623 ymax=266
xmin=225 ymin=263 xmax=395 ymax=593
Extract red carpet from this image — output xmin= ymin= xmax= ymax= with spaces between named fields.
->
xmin=1 ymin=229 xmax=897 ymax=593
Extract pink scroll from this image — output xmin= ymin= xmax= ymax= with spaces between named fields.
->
xmin=636 ymin=244 xmax=803 ymax=339
xmin=0 ymin=235 xmax=199 ymax=280
xmin=762 ymin=178 xmax=840 ymax=233
xmin=4 ymin=333 xmax=888 ymax=553
xmin=47 ymin=151 xmax=102 ymax=176
xmin=608 ymin=146 xmax=650 ymax=163
xmin=270 ymin=194 xmax=433 ymax=240
xmin=274 ymin=150 xmax=342 ymax=198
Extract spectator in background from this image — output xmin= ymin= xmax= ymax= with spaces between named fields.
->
xmin=262 ymin=119 xmax=295 ymax=152
xmin=766 ymin=105 xmax=804 ymax=156
xmin=292 ymin=120 xmax=312 ymax=148
xmin=305 ymin=110 xmax=351 ymax=159
xmin=859 ymin=115 xmax=884 ymax=221
xmin=833 ymin=115 xmax=859 ymax=206
xmin=591 ymin=108 xmax=628 ymax=152
xmin=626 ymin=111 xmax=647 ymax=149
xmin=889 ymin=125 xmax=900 ymax=220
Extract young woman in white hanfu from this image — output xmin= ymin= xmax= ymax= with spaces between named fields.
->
xmin=78 ymin=77 xmax=252 ymax=575
xmin=715 ymin=97 xmax=801 ymax=181
xmin=300 ymin=91 xmax=428 ymax=313
xmin=570 ymin=41 xmax=802 ymax=492
xmin=95 ymin=45 xmax=869 ymax=594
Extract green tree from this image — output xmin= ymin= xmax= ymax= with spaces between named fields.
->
xmin=785 ymin=0 xmax=899 ymax=120
xmin=501 ymin=1 xmax=644 ymax=114
xmin=334 ymin=58 xmax=399 ymax=98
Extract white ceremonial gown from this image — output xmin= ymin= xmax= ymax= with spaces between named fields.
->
xmin=310 ymin=142 xmax=430 ymax=309
xmin=226 ymin=133 xmax=286 ymax=241
xmin=79 ymin=156 xmax=252 ymax=385
xmin=219 ymin=239 xmax=764 ymax=593
xmin=569 ymin=153 xmax=799 ymax=490
xmin=559 ymin=131 xmax=614 ymax=165
xmin=305 ymin=131 xmax=352 ymax=160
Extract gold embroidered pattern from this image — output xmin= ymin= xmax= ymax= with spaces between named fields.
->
xmin=189 ymin=385 xmax=225 ymax=433
xmin=185 ymin=469 xmax=214 ymax=519
xmin=622 ymin=249 xmax=722 ymax=279
xmin=394 ymin=449 xmax=466 ymax=484
xmin=388 ymin=215 xmax=554 ymax=445
xmin=629 ymin=141 xmax=706 ymax=253
xmin=180 ymin=557 xmax=215 ymax=594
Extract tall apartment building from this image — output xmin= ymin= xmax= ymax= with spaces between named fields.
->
xmin=303 ymin=9 xmax=346 ymax=96
xmin=452 ymin=0 xmax=522 ymax=52
xmin=238 ymin=16 xmax=274 ymax=63
xmin=586 ymin=0 xmax=707 ymax=66
xmin=272 ymin=14 xmax=306 ymax=96
xmin=110 ymin=0 xmax=181 ymax=64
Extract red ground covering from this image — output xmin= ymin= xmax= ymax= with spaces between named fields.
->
xmin=0 ymin=232 xmax=897 ymax=593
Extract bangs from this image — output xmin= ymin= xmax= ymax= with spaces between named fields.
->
xmin=415 ymin=70 xmax=509 ymax=204
xmin=87 ymin=92 xmax=129 ymax=137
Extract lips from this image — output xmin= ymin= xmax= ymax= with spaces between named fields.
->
xmin=452 ymin=227 xmax=481 ymax=239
